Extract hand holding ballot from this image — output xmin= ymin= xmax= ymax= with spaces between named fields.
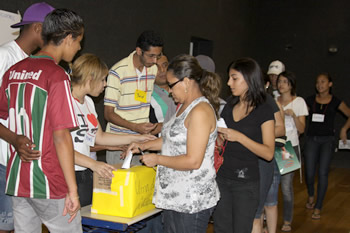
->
xmin=124 ymin=140 xmax=162 ymax=168
xmin=339 ymin=140 xmax=350 ymax=150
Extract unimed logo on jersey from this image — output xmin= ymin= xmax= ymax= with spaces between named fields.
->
xmin=8 ymin=70 xmax=42 ymax=80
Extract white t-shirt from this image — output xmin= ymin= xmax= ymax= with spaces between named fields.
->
xmin=0 ymin=40 xmax=28 ymax=166
xmin=70 ymin=96 xmax=99 ymax=171
xmin=282 ymin=96 xmax=308 ymax=146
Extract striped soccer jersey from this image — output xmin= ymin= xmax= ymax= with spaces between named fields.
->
xmin=0 ymin=55 xmax=78 ymax=199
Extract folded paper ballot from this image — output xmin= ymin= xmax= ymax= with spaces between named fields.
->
xmin=122 ymin=150 xmax=133 ymax=169
xmin=217 ymin=118 xmax=227 ymax=128
xmin=339 ymin=140 xmax=350 ymax=150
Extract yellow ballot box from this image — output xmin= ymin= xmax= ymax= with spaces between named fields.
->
xmin=91 ymin=164 xmax=156 ymax=218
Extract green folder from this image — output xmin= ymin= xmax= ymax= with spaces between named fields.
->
xmin=274 ymin=141 xmax=301 ymax=175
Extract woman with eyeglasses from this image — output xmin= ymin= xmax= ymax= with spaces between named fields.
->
xmin=127 ymin=54 xmax=221 ymax=233
xmin=213 ymin=58 xmax=275 ymax=233
xmin=304 ymin=73 xmax=350 ymax=220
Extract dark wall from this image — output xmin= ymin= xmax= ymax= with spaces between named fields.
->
xmin=0 ymin=0 xmax=254 ymax=94
xmin=246 ymin=0 xmax=350 ymax=100
xmin=244 ymin=0 xmax=350 ymax=137
xmin=1 ymin=0 xmax=349 ymax=130
xmin=0 ymin=0 xmax=256 ymax=128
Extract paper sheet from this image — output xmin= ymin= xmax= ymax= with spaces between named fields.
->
xmin=217 ymin=118 xmax=227 ymax=128
xmin=338 ymin=140 xmax=350 ymax=150
xmin=121 ymin=150 xmax=133 ymax=169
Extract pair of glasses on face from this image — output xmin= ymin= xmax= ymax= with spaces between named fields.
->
xmin=142 ymin=51 xmax=163 ymax=60
xmin=167 ymin=78 xmax=184 ymax=89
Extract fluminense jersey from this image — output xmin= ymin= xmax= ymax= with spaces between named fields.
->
xmin=0 ymin=55 xmax=78 ymax=199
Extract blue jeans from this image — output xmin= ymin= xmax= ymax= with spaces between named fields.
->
xmin=163 ymin=207 xmax=214 ymax=233
xmin=280 ymin=145 xmax=299 ymax=223
xmin=0 ymin=164 xmax=14 ymax=231
xmin=214 ymin=176 xmax=259 ymax=233
xmin=304 ymin=136 xmax=334 ymax=210
xmin=255 ymin=158 xmax=274 ymax=218
xmin=265 ymin=159 xmax=281 ymax=206
xmin=137 ymin=212 xmax=163 ymax=233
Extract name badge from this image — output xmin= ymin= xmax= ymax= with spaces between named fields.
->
xmin=135 ymin=89 xmax=147 ymax=103
xmin=285 ymin=117 xmax=294 ymax=132
xmin=84 ymin=132 xmax=96 ymax=146
xmin=312 ymin=113 xmax=325 ymax=122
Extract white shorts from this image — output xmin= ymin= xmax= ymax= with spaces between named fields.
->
xmin=12 ymin=197 xmax=82 ymax=233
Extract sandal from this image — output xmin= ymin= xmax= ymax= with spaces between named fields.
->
xmin=281 ymin=223 xmax=292 ymax=232
xmin=312 ymin=209 xmax=321 ymax=220
xmin=306 ymin=197 xmax=315 ymax=209
xmin=306 ymin=202 xmax=315 ymax=209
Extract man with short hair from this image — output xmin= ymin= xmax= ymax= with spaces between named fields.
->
xmin=0 ymin=8 xmax=84 ymax=232
xmin=104 ymin=30 xmax=163 ymax=165
xmin=149 ymin=54 xmax=177 ymax=135
xmin=0 ymin=3 xmax=54 ymax=232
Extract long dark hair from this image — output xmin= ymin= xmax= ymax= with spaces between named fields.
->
xmin=227 ymin=58 xmax=266 ymax=110
xmin=277 ymin=71 xmax=296 ymax=96
xmin=168 ymin=54 xmax=221 ymax=117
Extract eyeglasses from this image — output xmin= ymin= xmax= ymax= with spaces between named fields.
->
xmin=142 ymin=50 xmax=163 ymax=60
xmin=167 ymin=78 xmax=184 ymax=89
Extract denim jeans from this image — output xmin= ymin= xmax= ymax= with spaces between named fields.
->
xmin=255 ymin=158 xmax=274 ymax=218
xmin=265 ymin=159 xmax=281 ymax=206
xmin=304 ymin=136 xmax=334 ymax=210
xmin=213 ymin=176 xmax=259 ymax=233
xmin=163 ymin=207 xmax=214 ymax=233
xmin=0 ymin=164 xmax=14 ymax=231
xmin=280 ymin=145 xmax=299 ymax=223
xmin=137 ymin=212 xmax=163 ymax=233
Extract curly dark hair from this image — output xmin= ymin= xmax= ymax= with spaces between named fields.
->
xmin=136 ymin=30 xmax=164 ymax=51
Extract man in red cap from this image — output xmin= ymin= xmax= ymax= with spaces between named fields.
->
xmin=0 ymin=3 xmax=54 ymax=232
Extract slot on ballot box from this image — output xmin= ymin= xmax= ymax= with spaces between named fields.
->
xmin=91 ymin=164 xmax=156 ymax=218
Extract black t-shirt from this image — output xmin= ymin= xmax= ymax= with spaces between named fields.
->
xmin=218 ymin=98 xmax=274 ymax=182
xmin=306 ymin=95 xmax=341 ymax=136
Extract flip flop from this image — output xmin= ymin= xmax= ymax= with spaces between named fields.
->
xmin=306 ymin=202 xmax=315 ymax=209
xmin=281 ymin=223 xmax=292 ymax=232
xmin=312 ymin=210 xmax=321 ymax=220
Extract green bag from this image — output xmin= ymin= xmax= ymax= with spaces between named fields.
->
xmin=274 ymin=141 xmax=301 ymax=175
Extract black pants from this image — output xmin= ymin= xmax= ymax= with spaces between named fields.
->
xmin=213 ymin=176 xmax=259 ymax=233
xmin=75 ymin=169 xmax=93 ymax=207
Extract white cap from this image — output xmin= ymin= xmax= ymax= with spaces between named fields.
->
xmin=267 ymin=60 xmax=285 ymax=75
